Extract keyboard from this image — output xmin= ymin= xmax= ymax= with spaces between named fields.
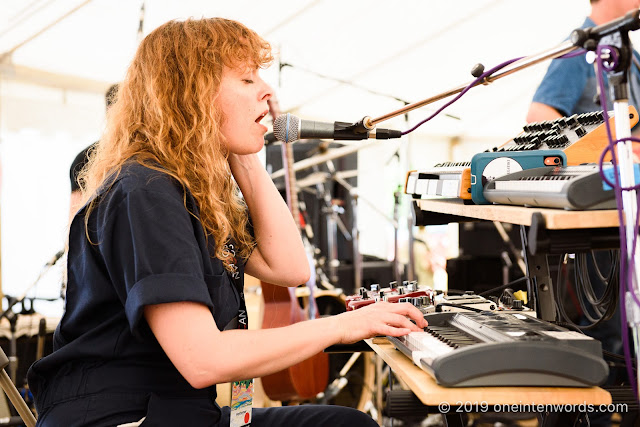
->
xmin=388 ymin=311 xmax=608 ymax=387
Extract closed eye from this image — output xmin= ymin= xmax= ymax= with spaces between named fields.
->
xmin=243 ymin=79 xmax=254 ymax=84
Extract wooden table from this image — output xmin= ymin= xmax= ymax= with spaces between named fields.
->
xmin=414 ymin=198 xmax=620 ymax=229
xmin=366 ymin=337 xmax=612 ymax=406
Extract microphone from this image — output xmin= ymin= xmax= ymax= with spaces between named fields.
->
xmin=272 ymin=113 xmax=402 ymax=143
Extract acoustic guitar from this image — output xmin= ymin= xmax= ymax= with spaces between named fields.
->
xmin=259 ymin=96 xmax=329 ymax=402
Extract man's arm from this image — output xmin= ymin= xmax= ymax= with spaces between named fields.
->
xmin=526 ymin=102 xmax=563 ymax=123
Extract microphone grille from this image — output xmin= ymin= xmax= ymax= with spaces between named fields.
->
xmin=273 ymin=113 xmax=300 ymax=143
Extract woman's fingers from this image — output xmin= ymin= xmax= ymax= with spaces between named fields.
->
xmin=336 ymin=301 xmax=430 ymax=344
xmin=372 ymin=302 xmax=428 ymax=328
xmin=377 ymin=311 xmax=423 ymax=335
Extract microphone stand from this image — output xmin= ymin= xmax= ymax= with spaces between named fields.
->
xmin=575 ymin=16 xmax=640 ymax=398
xmin=363 ymin=39 xmax=575 ymax=128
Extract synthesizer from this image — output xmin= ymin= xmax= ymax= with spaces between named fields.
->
xmin=345 ymin=281 xmax=435 ymax=314
xmin=483 ymin=163 xmax=617 ymax=210
xmin=388 ymin=311 xmax=608 ymax=387
xmin=470 ymin=150 xmax=566 ymax=204
xmin=492 ymin=106 xmax=637 ymax=165
xmin=405 ymin=106 xmax=638 ymax=202
xmin=405 ymin=162 xmax=472 ymax=200
xmin=434 ymin=290 xmax=536 ymax=316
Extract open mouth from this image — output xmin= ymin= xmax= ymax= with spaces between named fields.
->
xmin=255 ymin=110 xmax=268 ymax=123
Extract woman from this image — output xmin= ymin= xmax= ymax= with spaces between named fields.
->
xmin=27 ymin=18 xmax=427 ymax=426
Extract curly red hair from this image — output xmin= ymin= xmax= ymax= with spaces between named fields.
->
xmin=80 ymin=18 xmax=273 ymax=271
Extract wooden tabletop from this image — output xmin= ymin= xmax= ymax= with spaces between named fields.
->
xmin=366 ymin=337 xmax=612 ymax=406
xmin=415 ymin=198 xmax=621 ymax=229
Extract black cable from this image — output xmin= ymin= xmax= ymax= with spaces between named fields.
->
xmin=575 ymin=250 xmax=618 ymax=323
xmin=552 ymin=320 xmax=585 ymax=334
xmin=435 ymin=303 xmax=486 ymax=313
xmin=555 ymin=251 xmax=619 ymax=330
xmin=478 ymin=276 xmax=529 ymax=297
xmin=603 ymin=349 xmax=637 ymax=365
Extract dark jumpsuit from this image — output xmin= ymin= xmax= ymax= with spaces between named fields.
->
xmin=27 ymin=161 xmax=376 ymax=427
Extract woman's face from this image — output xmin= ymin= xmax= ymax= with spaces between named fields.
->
xmin=216 ymin=65 xmax=273 ymax=154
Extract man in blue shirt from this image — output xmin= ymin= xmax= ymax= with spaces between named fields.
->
xmin=528 ymin=0 xmax=640 ymax=125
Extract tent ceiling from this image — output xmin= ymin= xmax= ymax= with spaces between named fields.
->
xmin=3 ymin=0 xmax=630 ymax=139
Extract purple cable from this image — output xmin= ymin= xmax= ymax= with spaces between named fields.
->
xmin=400 ymin=49 xmax=585 ymax=135
xmin=401 ymin=57 xmax=524 ymax=136
xmin=561 ymin=48 xmax=587 ymax=59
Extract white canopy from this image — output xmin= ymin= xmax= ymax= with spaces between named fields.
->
xmin=0 ymin=0 xmax=627 ymax=312
xmin=2 ymin=0 xmax=603 ymax=135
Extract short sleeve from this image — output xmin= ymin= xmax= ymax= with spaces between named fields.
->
xmin=531 ymin=55 xmax=590 ymax=117
xmin=95 ymin=180 xmax=214 ymax=337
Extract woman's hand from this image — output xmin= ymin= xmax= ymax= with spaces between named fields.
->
xmin=227 ymin=152 xmax=310 ymax=286
xmin=334 ymin=302 xmax=429 ymax=344
xmin=227 ymin=152 xmax=254 ymax=178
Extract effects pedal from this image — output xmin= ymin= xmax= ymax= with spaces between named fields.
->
xmin=345 ymin=281 xmax=436 ymax=314
xmin=435 ymin=292 xmax=497 ymax=312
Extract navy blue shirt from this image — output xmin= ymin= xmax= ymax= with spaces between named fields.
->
xmin=28 ymin=161 xmax=246 ymax=424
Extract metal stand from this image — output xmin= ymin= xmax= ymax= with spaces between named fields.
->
xmin=520 ymin=224 xmax=556 ymax=321
xmin=331 ymin=171 xmax=400 ymax=290
xmin=0 ymin=348 xmax=35 ymax=427
xmin=351 ymin=194 xmax=363 ymax=290
xmin=571 ymin=12 xmax=640 ymax=397
xmin=392 ymin=190 xmax=402 ymax=285
xmin=313 ymin=160 xmax=352 ymax=286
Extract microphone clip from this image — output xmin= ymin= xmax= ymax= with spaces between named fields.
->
xmin=334 ymin=121 xmax=371 ymax=140
xmin=335 ymin=116 xmax=401 ymax=140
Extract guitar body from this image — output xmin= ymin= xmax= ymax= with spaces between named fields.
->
xmin=259 ymin=96 xmax=329 ymax=402
xmin=260 ymin=282 xmax=329 ymax=401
